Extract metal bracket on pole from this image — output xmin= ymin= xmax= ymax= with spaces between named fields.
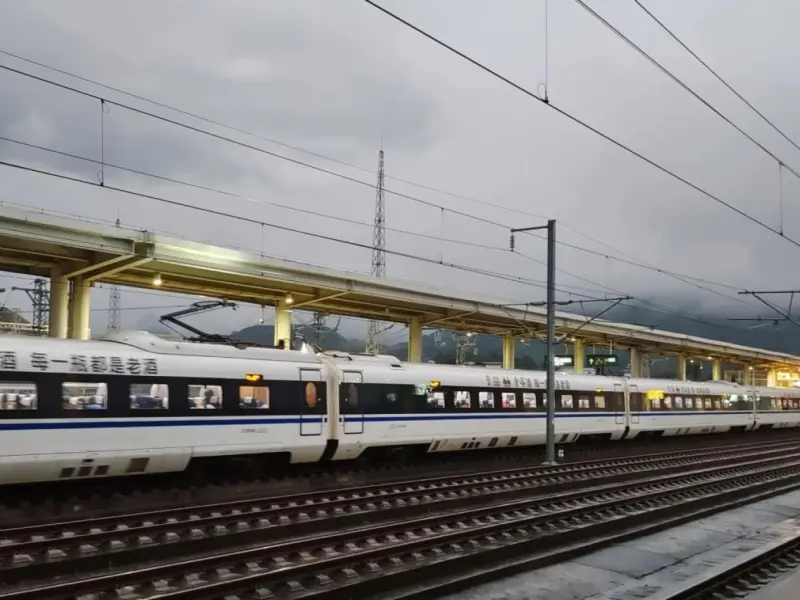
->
xmin=729 ymin=290 xmax=800 ymax=329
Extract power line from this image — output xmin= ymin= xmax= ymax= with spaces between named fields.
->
xmin=0 ymin=62 xmax=521 ymax=233
xmin=631 ymin=0 xmax=800 ymax=156
xmin=0 ymin=48 xmax=596 ymax=248
xmin=0 ymin=53 xmax=765 ymax=302
xmin=572 ymin=0 xmax=800 ymax=183
xmin=362 ymin=0 xmax=800 ymax=251
xmin=0 ymin=243 xmax=772 ymax=343
xmin=0 ymin=53 xmax=772 ymax=330
xmin=0 ymin=158 xmax=599 ymax=299
xmin=0 ymin=133 xmax=760 ymax=306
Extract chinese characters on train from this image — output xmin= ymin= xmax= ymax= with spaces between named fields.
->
xmin=664 ymin=385 xmax=711 ymax=395
xmin=484 ymin=374 xmax=571 ymax=390
xmin=0 ymin=351 xmax=157 ymax=375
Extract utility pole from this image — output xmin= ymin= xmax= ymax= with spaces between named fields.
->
xmin=366 ymin=145 xmax=387 ymax=354
xmin=510 ymin=220 xmax=557 ymax=464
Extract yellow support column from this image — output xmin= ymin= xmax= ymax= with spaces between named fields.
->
xmin=712 ymin=359 xmax=722 ymax=381
xmin=767 ymin=369 xmax=778 ymax=388
xmin=676 ymin=355 xmax=687 ymax=380
xmin=273 ymin=298 xmax=292 ymax=349
xmin=574 ymin=339 xmax=585 ymax=373
xmin=743 ymin=366 xmax=753 ymax=386
xmin=408 ymin=318 xmax=422 ymax=362
xmin=502 ymin=333 xmax=515 ymax=369
xmin=68 ymin=276 xmax=91 ymax=340
xmin=49 ymin=265 xmax=69 ymax=338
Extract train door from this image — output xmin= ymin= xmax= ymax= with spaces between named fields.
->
xmin=300 ymin=369 xmax=325 ymax=436
xmin=614 ymin=383 xmax=625 ymax=425
xmin=340 ymin=371 xmax=364 ymax=435
xmin=629 ymin=384 xmax=640 ymax=424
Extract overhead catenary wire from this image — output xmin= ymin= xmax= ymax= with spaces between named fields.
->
xmin=362 ymin=0 xmax=800 ymax=251
xmin=572 ymin=0 xmax=800 ymax=184
xmin=0 ymin=50 xmax=763 ymax=300
xmin=0 ymin=246 xmax=769 ymax=341
xmin=0 ymin=153 xmax=758 ymax=337
xmin=0 ymin=157 xmax=602 ymax=299
xmin=0 ymin=131 xmax=761 ymax=307
xmin=631 ymin=0 xmax=800 ymax=157
xmin=0 ymin=133 xmax=762 ymax=311
xmin=0 ymin=52 xmax=772 ymax=329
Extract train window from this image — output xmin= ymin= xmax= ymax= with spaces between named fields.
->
xmin=685 ymin=398 xmax=693 ymax=409
xmin=130 ymin=383 xmax=169 ymax=410
xmin=428 ymin=391 xmax=445 ymax=409
xmin=501 ymin=392 xmax=516 ymax=409
xmin=189 ymin=385 xmax=223 ymax=409
xmin=651 ymin=397 xmax=661 ymax=409
xmin=561 ymin=394 xmax=574 ymax=409
xmin=239 ymin=385 xmax=269 ymax=409
xmin=454 ymin=390 xmax=471 ymax=409
xmin=664 ymin=397 xmax=672 ymax=409
xmin=714 ymin=399 xmax=721 ymax=409
xmin=305 ymin=382 xmax=319 ymax=409
xmin=594 ymin=395 xmax=606 ymax=409
xmin=0 ymin=382 xmax=37 ymax=410
xmin=704 ymin=398 xmax=712 ymax=409
xmin=344 ymin=383 xmax=360 ymax=409
xmin=63 ymin=382 xmax=107 ymax=410
xmin=578 ymin=396 xmax=590 ymax=409
xmin=479 ymin=391 xmax=495 ymax=409
xmin=674 ymin=397 xmax=683 ymax=409
xmin=523 ymin=393 xmax=537 ymax=409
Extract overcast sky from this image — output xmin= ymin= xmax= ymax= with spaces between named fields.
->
xmin=0 ymin=0 xmax=799 ymax=342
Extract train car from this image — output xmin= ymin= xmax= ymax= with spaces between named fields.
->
xmin=624 ymin=377 xmax=756 ymax=438
xmin=0 ymin=330 xmax=336 ymax=485
xmin=327 ymin=358 xmax=628 ymax=461
xmin=751 ymin=384 xmax=800 ymax=430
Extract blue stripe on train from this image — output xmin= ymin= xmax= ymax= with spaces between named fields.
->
xmin=0 ymin=410 xmax=792 ymax=431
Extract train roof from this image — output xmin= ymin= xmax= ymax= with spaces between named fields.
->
xmin=341 ymin=359 xmax=626 ymax=390
xmin=0 ymin=331 xmax=324 ymax=365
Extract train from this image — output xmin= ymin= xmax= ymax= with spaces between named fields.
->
xmin=0 ymin=328 xmax=799 ymax=485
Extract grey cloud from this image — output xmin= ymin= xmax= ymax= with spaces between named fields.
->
xmin=1 ymin=0 xmax=800 ymax=350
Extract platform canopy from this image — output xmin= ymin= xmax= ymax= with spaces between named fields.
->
xmin=0 ymin=205 xmax=796 ymax=368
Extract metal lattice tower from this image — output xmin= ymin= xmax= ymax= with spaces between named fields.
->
xmin=107 ymin=217 xmax=122 ymax=332
xmin=108 ymin=285 xmax=121 ymax=331
xmin=455 ymin=332 xmax=476 ymax=365
xmin=32 ymin=278 xmax=49 ymax=335
xmin=11 ymin=279 xmax=50 ymax=335
xmin=366 ymin=147 xmax=386 ymax=355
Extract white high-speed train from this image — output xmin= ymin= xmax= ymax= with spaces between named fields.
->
xmin=0 ymin=329 xmax=799 ymax=485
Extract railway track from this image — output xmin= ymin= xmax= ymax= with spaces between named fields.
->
xmin=4 ymin=429 xmax=796 ymax=527
xmin=4 ymin=439 xmax=800 ymax=599
xmin=652 ymin=527 xmax=800 ymax=599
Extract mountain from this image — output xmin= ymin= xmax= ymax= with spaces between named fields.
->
xmin=232 ymin=323 xmax=353 ymax=351
xmin=212 ymin=297 xmax=800 ymax=377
